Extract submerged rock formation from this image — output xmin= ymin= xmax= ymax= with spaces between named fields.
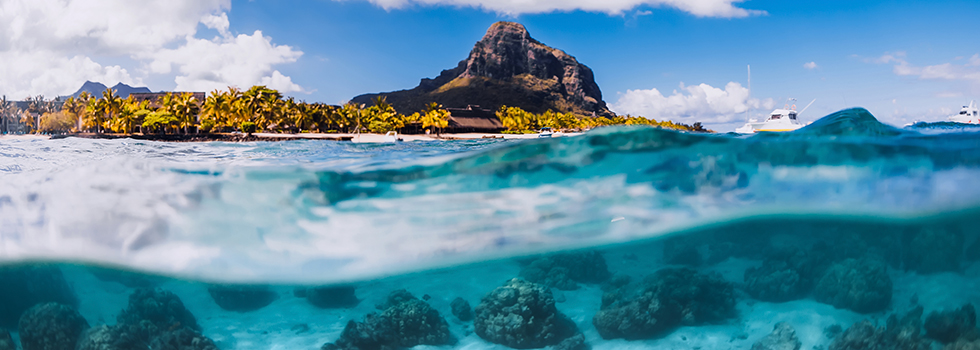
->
xmin=207 ymin=284 xmax=278 ymax=312
xmin=925 ymin=304 xmax=977 ymax=344
xmin=322 ymin=290 xmax=455 ymax=350
xmin=450 ymin=297 xmax=474 ymax=322
xmin=814 ymin=258 xmax=892 ymax=313
xmin=76 ymin=288 xmax=217 ymax=350
xmin=302 ymin=285 xmax=360 ymax=309
xmin=593 ymin=268 xmax=736 ymax=340
xmin=474 ymin=278 xmax=578 ymax=348
xmin=18 ymin=303 xmax=90 ymax=350
xmin=829 ymin=307 xmax=932 ymax=350
xmin=352 ymin=21 xmax=614 ymax=117
xmin=752 ymin=322 xmax=802 ymax=350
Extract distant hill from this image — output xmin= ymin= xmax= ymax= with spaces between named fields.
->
xmin=68 ymin=81 xmax=152 ymax=99
xmin=352 ymin=22 xmax=614 ymax=117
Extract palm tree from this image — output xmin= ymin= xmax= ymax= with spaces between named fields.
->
xmin=202 ymin=89 xmax=233 ymax=132
xmin=422 ymin=102 xmax=450 ymax=136
xmin=173 ymin=92 xmax=201 ymax=134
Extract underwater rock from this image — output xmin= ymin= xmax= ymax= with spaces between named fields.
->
xmin=323 ymin=290 xmax=455 ymax=350
xmin=17 ymin=302 xmax=90 ymax=350
xmin=0 ymin=329 xmax=15 ymax=350
xmin=451 ymin=297 xmax=474 ymax=322
xmin=946 ymin=339 xmax=980 ymax=350
xmin=751 ymin=322 xmax=801 ymax=350
xmin=149 ymin=327 xmax=220 ymax=350
xmin=77 ymin=289 xmax=208 ymax=350
xmin=118 ymin=289 xmax=200 ymax=332
xmin=474 ymin=278 xmax=578 ymax=348
xmin=0 ymin=265 xmax=79 ymax=328
xmin=829 ymin=307 xmax=931 ymax=350
xmin=592 ymin=268 xmax=736 ymax=340
xmin=519 ymin=250 xmax=611 ymax=290
xmin=552 ymin=333 xmax=590 ymax=350
xmin=814 ymin=258 xmax=892 ymax=313
xmin=744 ymin=259 xmax=805 ymax=302
xmin=376 ymin=289 xmax=416 ymax=310
xmin=207 ymin=284 xmax=278 ymax=312
xmin=925 ymin=304 xmax=977 ymax=344
xmin=663 ymin=237 xmax=702 ymax=266
xmin=904 ymin=226 xmax=964 ymax=274
xmin=304 ymin=285 xmax=360 ymax=309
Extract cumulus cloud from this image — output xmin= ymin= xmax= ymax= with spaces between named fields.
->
xmin=354 ymin=0 xmax=766 ymax=17
xmin=610 ymin=82 xmax=775 ymax=124
xmin=149 ymin=31 xmax=303 ymax=93
xmin=872 ymin=52 xmax=980 ymax=84
xmin=804 ymin=61 xmax=818 ymax=70
xmin=0 ymin=0 xmax=303 ymax=99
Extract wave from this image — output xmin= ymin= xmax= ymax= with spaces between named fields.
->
xmin=2 ymin=109 xmax=980 ymax=283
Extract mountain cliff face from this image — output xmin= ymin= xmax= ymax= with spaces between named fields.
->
xmin=352 ymin=22 xmax=614 ymax=117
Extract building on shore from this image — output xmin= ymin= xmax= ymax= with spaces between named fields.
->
xmin=444 ymin=105 xmax=504 ymax=133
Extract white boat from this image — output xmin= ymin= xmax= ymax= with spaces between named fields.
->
xmin=538 ymin=127 xmax=554 ymax=138
xmin=948 ymin=100 xmax=979 ymax=124
xmin=735 ymin=99 xmax=815 ymax=134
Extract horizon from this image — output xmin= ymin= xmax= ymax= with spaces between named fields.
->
xmin=1 ymin=0 xmax=978 ymax=131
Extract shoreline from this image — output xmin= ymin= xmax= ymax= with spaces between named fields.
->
xmin=1 ymin=132 xmax=570 ymax=142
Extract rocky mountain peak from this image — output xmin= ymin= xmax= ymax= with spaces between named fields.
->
xmin=353 ymin=21 xmax=613 ymax=117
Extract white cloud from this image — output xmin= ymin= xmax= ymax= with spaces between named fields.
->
xmin=150 ymin=31 xmax=303 ymax=93
xmin=872 ymin=51 xmax=980 ymax=84
xmin=610 ymin=82 xmax=775 ymax=124
xmin=803 ymin=61 xmax=818 ymax=70
xmin=0 ymin=0 xmax=303 ymax=98
xmin=354 ymin=0 xmax=766 ymax=17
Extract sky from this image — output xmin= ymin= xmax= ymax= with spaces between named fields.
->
xmin=1 ymin=0 xmax=978 ymax=131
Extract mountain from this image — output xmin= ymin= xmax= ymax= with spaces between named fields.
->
xmin=68 ymin=81 xmax=152 ymax=99
xmin=352 ymin=22 xmax=615 ymax=117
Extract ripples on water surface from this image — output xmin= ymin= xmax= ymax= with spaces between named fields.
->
xmin=1 ymin=108 xmax=979 ymax=350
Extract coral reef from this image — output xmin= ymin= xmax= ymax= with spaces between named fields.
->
xmin=322 ymin=290 xmax=455 ymax=350
xmin=207 ymin=284 xmax=278 ymax=312
xmin=751 ymin=322 xmax=802 ymax=350
xmin=451 ymin=297 xmax=474 ymax=322
xmin=117 ymin=289 xmax=200 ymax=331
xmin=829 ymin=307 xmax=931 ymax=350
xmin=77 ymin=289 xmax=216 ymax=350
xmin=743 ymin=247 xmax=826 ymax=302
xmin=149 ymin=327 xmax=220 ymax=350
xmin=593 ymin=268 xmax=736 ymax=340
xmin=302 ymin=285 xmax=360 ymax=309
xmin=0 ymin=265 xmax=79 ymax=328
xmin=904 ymin=226 xmax=964 ymax=274
xmin=519 ymin=250 xmax=611 ymax=290
xmin=925 ymin=304 xmax=977 ymax=344
xmin=553 ymin=333 xmax=590 ymax=350
xmin=17 ymin=303 xmax=90 ymax=350
xmin=474 ymin=278 xmax=578 ymax=348
xmin=814 ymin=258 xmax=892 ymax=313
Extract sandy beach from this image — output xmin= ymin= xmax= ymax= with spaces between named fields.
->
xmin=1 ymin=132 xmax=580 ymax=142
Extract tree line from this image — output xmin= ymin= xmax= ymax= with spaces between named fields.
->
xmin=2 ymin=85 xmax=708 ymax=135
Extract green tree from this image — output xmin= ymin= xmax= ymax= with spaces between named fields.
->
xmin=421 ymin=102 xmax=450 ymax=136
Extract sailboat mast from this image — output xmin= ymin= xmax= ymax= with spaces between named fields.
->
xmin=746 ymin=65 xmax=751 ymax=121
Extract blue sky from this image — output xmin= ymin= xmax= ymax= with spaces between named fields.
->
xmin=2 ymin=0 xmax=978 ymax=130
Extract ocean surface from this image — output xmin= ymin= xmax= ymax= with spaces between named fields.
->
xmin=1 ymin=108 xmax=979 ymax=350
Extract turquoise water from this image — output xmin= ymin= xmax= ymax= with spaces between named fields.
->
xmin=1 ymin=108 xmax=979 ymax=350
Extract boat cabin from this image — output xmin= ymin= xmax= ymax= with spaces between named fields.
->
xmin=767 ymin=109 xmax=798 ymax=121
